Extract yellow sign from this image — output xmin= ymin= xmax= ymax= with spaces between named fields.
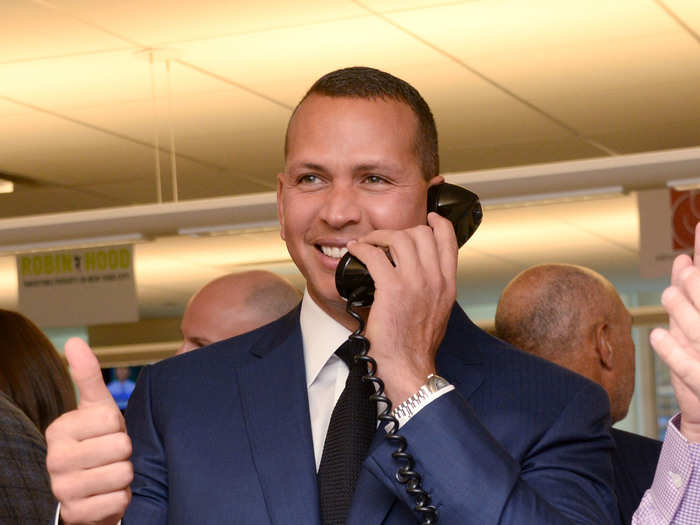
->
xmin=16 ymin=245 xmax=138 ymax=327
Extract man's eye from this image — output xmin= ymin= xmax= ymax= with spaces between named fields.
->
xmin=299 ymin=174 xmax=321 ymax=184
xmin=364 ymin=175 xmax=387 ymax=184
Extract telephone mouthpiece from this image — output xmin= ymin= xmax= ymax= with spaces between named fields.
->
xmin=335 ymin=253 xmax=375 ymax=306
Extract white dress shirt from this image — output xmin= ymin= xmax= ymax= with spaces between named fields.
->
xmin=300 ymin=288 xmax=353 ymax=471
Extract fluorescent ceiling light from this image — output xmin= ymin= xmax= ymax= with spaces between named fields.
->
xmin=178 ymin=220 xmax=280 ymax=237
xmin=0 ymin=233 xmax=145 ymax=255
xmin=482 ymin=186 xmax=624 ymax=209
xmin=667 ymin=177 xmax=700 ymax=191
xmin=0 ymin=179 xmax=13 ymax=194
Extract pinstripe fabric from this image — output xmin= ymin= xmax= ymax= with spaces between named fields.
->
xmin=0 ymin=392 xmax=56 ymax=524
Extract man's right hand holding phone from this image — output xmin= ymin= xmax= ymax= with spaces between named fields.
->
xmin=46 ymin=338 xmax=132 ymax=525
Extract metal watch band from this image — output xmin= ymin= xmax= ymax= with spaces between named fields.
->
xmin=391 ymin=374 xmax=452 ymax=424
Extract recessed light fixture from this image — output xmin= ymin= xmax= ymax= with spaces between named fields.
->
xmin=0 ymin=179 xmax=13 ymax=194
xmin=482 ymin=186 xmax=625 ymax=209
xmin=0 ymin=233 xmax=146 ymax=255
xmin=178 ymin=220 xmax=280 ymax=237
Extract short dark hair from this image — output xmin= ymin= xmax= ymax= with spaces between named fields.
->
xmin=285 ymin=66 xmax=439 ymax=180
xmin=0 ymin=309 xmax=77 ymax=433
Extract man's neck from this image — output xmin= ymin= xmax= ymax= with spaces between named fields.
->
xmin=307 ymin=289 xmax=369 ymax=332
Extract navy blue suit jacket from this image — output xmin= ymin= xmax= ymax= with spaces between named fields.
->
xmin=610 ymin=428 xmax=662 ymax=524
xmin=124 ymin=304 xmax=619 ymax=524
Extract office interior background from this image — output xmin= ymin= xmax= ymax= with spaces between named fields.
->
xmin=1 ymin=0 xmax=699 ymax=439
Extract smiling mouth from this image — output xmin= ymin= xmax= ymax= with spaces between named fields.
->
xmin=317 ymin=245 xmax=349 ymax=259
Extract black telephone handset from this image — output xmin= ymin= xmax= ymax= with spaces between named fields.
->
xmin=335 ymin=183 xmax=482 ymax=305
xmin=334 ymin=183 xmax=482 ymax=525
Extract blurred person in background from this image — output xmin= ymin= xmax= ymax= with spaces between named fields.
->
xmin=178 ymin=270 xmax=301 ymax=354
xmin=107 ymin=366 xmax=135 ymax=413
xmin=0 ymin=308 xmax=77 ymax=523
xmin=495 ymin=264 xmax=661 ymax=524
xmin=0 ymin=308 xmax=76 ymax=434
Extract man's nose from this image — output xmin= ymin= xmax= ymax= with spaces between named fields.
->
xmin=319 ymin=184 xmax=361 ymax=229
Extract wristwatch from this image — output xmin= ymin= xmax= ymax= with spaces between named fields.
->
xmin=391 ymin=374 xmax=453 ymax=427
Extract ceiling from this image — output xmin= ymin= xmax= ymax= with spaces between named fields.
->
xmin=1 ymin=0 xmax=699 ymax=215
xmin=0 ymin=0 xmax=698 ymax=321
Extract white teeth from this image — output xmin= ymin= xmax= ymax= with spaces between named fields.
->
xmin=320 ymin=246 xmax=349 ymax=259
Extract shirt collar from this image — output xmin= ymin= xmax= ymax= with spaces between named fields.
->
xmin=300 ymin=288 xmax=352 ymax=388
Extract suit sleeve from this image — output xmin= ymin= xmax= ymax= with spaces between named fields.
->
xmin=122 ymin=365 xmax=169 ymax=525
xmin=365 ymin=381 xmax=619 ymax=525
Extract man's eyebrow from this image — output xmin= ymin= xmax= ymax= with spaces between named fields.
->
xmin=290 ymin=162 xmax=326 ymax=172
xmin=353 ymin=162 xmax=399 ymax=173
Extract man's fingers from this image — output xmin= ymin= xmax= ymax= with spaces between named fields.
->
xmin=428 ymin=212 xmax=458 ymax=285
xmin=662 ymin=286 xmax=700 ymax=346
xmin=48 ymin=431 xmax=131 ymax=472
xmin=47 ymin=405 xmax=125 ymax=444
xmin=59 ymin=489 xmax=130 ymax=525
xmin=680 ymin=266 xmax=700 ymax=311
xmin=694 ymin=222 xmax=700 ymax=267
xmin=671 ymin=253 xmax=693 ymax=288
xmin=65 ymin=337 xmax=116 ymax=409
xmin=346 ymin=240 xmax=397 ymax=289
xmin=52 ymin=460 xmax=133 ymax=503
xmin=651 ymin=328 xmax=700 ymax=399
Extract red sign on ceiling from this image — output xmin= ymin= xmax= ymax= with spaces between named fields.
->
xmin=670 ymin=189 xmax=700 ymax=251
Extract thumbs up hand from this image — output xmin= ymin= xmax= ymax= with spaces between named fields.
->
xmin=46 ymin=338 xmax=132 ymax=524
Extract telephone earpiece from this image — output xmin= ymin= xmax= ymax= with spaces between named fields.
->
xmin=335 ymin=183 xmax=482 ymax=305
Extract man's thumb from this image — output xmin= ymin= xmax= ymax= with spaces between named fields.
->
xmin=65 ymin=337 xmax=114 ymax=408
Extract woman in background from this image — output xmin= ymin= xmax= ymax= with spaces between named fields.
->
xmin=0 ymin=308 xmax=76 ymax=434
xmin=0 ymin=308 xmax=77 ymax=523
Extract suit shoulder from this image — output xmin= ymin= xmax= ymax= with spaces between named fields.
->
xmin=444 ymin=306 xmax=609 ymax=416
xmin=151 ymin=305 xmax=301 ymax=375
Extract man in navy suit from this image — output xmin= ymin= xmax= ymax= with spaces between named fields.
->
xmin=495 ymin=263 xmax=662 ymax=524
xmin=46 ymin=67 xmax=619 ymax=524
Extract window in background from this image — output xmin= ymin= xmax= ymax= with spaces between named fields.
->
xmin=655 ymin=351 xmax=680 ymax=441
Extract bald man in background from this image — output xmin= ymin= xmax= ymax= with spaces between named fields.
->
xmin=495 ymin=264 xmax=661 ymax=525
xmin=178 ymin=270 xmax=301 ymax=354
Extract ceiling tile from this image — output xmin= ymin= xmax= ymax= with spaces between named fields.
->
xmin=0 ymin=114 xmax=157 ymax=185
xmin=385 ymin=1 xmax=700 ymax=141
xmin=0 ymin=0 xmax=129 ymax=63
xmin=64 ymin=88 xmax=291 ymax=173
xmin=177 ymin=16 xmax=571 ymax=148
xmin=363 ymin=0 xmax=469 ymax=11
xmin=588 ymin=118 xmax=700 ymax=154
xmin=441 ymin=136 xmax=605 ymax=172
xmin=60 ymin=0 xmax=366 ymax=46
xmin=387 ymin=1 xmax=684 ymax=58
xmin=662 ymin=0 xmax=700 ymax=35
xmin=0 ymin=187 xmax=120 ymax=218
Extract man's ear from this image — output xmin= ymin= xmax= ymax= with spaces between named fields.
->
xmin=276 ymin=173 xmax=285 ymax=241
xmin=595 ymin=323 xmax=614 ymax=370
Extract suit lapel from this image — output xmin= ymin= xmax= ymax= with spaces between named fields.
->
xmin=236 ymin=307 xmax=321 ymax=525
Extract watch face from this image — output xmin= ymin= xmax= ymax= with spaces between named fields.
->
xmin=427 ymin=375 xmax=450 ymax=393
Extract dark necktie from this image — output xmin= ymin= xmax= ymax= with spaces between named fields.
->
xmin=318 ymin=339 xmax=377 ymax=525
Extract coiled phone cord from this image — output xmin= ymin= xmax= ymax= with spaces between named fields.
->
xmin=346 ymin=289 xmax=438 ymax=525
